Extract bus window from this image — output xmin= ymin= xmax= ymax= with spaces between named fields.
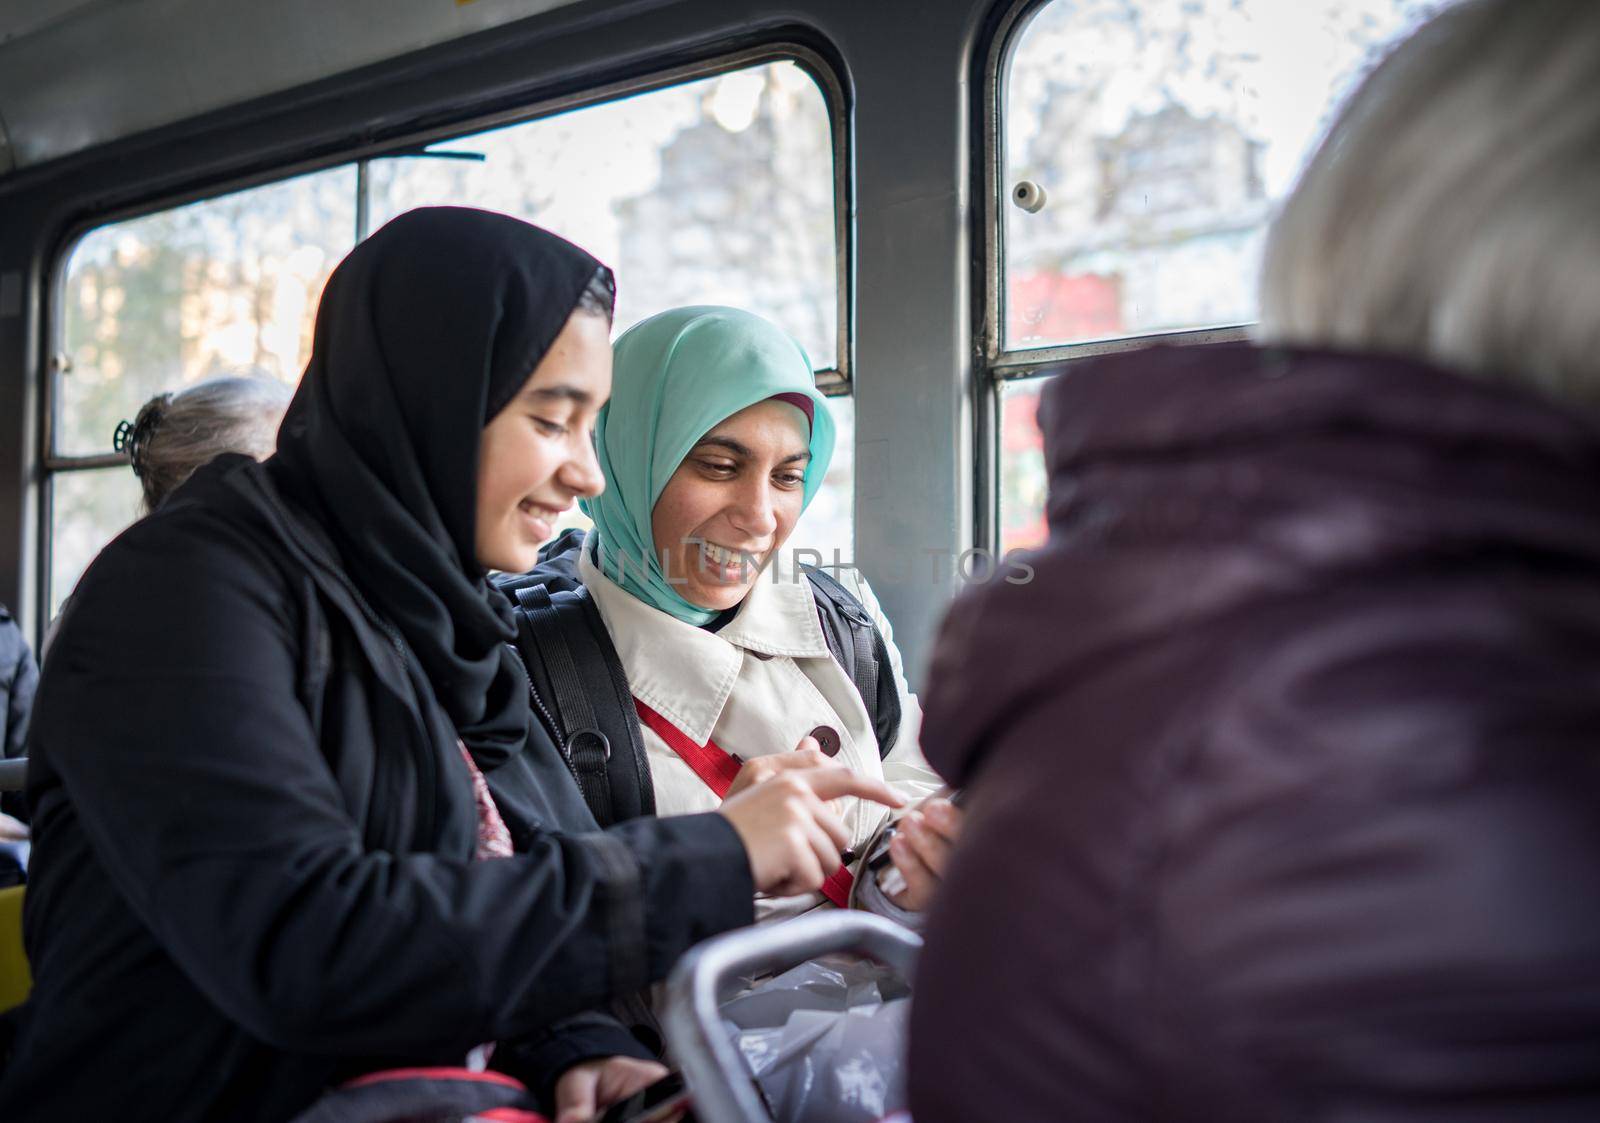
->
xmin=50 ymin=166 xmax=356 ymax=611
xmin=45 ymin=56 xmax=849 ymax=615
xmin=994 ymin=0 xmax=1452 ymax=552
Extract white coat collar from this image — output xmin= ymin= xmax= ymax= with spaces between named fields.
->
xmin=578 ymin=534 xmax=830 ymax=746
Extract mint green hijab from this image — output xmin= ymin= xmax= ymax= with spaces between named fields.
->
xmin=582 ymin=306 xmax=836 ymax=625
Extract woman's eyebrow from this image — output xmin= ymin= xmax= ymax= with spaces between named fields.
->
xmin=694 ymin=436 xmax=752 ymax=457
xmin=695 ymin=435 xmax=811 ymax=464
xmin=523 ymin=384 xmax=592 ymax=405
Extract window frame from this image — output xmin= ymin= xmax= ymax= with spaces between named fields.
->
xmin=976 ymin=0 xmax=1249 ymax=553
xmin=38 ymin=40 xmax=853 ymax=621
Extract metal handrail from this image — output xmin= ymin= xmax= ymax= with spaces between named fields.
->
xmin=660 ymin=911 xmax=922 ymax=1123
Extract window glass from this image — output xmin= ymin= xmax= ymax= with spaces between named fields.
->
xmin=366 ymin=61 xmax=839 ymax=367
xmin=48 ymin=57 xmax=848 ymax=619
xmin=790 ymin=395 xmax=854 ymax=565
xmin=57 ymin=167 xmax=356 ymax=455
xmin=49 ymin=466 xmax=144 ymax=617
xmin=1000 ymin=380 xmax=1049 ymax=555
xmin=1001 ymin=0 xmax=1447 ymax=352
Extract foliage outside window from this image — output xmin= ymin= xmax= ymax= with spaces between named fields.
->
xmin=50 ymin=59 xmax=845 ymax=617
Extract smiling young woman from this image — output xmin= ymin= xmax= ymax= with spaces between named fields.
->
xmin=474 ymin=306 xmax=611 ymax=575
xmin=648 ymin=398 xmax=811 ymax=612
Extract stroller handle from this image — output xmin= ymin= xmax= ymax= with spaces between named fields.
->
xmin=661 ymin=911 xmax=923 ymax=1123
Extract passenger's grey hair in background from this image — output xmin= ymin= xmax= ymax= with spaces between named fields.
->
xmin=1258 ymin=0 xmax=1600 ymax=412
xmin=124 ymin=374 xmax=292 ymax=513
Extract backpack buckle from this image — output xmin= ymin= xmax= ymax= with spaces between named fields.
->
xmin=568 ymin=727 xmax=612 ymax=763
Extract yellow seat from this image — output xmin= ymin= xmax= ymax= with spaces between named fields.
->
xmin=0 ymin=885 xmax=28 ymax=1013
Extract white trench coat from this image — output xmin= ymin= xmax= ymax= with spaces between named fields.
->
xmin=579 ymin=538 xmax=942 ymax=920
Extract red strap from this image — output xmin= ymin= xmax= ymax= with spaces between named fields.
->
xmin=341 ymin=1067 xmax=527 ymax=1091
xmin=819 ymin=865 xmax=855 ymax=909
xmin=635 ymin=699 xmax=742 ymax=798
xmin=634 ymin=698 xmax=855 ymax=909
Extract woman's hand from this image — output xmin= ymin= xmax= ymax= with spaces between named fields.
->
xmin=887 ymin=796 xmax=964 ymax=912
xmin=722 ymin=735 xmax=829 ymax=799
xmin=720 ymin=767 xmax=903 ymax=896
xmin=553 ymin=1055 xmax=669 ymax=1123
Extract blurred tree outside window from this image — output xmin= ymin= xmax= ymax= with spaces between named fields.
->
xmin=999 ymin=0 xmax=1453 ymax=553
xmin=58 ymin=168 xmax=358 ymax=455
xmin=367 ymin=62 xmax=838 ymax=369
xmin=47 ymin=58 xmax=846 ymax=619
xmin=52 ymin=167 xmax=357 ymax=616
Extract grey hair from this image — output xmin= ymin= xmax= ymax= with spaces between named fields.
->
xmin=123 ymin=374 xmax=292 ymax=513
xmin=1258 ymin=0 xmax=1600 ymax=412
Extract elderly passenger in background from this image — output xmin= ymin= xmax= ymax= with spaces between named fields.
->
xmin=42 ymin=375 xmax=293 ymax=660
xmin=118 ymin=375 xmax=292 ymax=513
xmin=909 ymin=1 xmax=1600 ymax=1119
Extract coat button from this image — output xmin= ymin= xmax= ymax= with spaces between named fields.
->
xmin=808 ymin=724 xmax=842 ymax=757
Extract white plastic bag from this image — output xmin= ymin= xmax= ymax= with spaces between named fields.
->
xmin=720 ymin=957 xmax=911 ymax=1123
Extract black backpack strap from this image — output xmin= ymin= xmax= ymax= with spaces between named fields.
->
xmin=804 ymin=568 xmax=903 ymax=757
xmin=570 ymin=586 xmax=656 ymax=824
xmin=513 ymin=584 xmax=613 ymax=824
xmin=508 ymin=584 xmax=654 ymax=827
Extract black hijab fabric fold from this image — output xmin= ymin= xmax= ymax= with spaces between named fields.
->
xmin=275 ymin=207 xmax=604 ymax=768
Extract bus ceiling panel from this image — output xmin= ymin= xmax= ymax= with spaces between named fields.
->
xmin=0 ymin=0 xmax=597 ymax=173
xmin=0 ymin=0 xmax=111 ymax=46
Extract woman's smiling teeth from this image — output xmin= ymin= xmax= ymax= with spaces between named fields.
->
xmin=519 ymin=499 xmax=565 ymax=530
xmin=698 ymin=540 xmax=760 ymax=577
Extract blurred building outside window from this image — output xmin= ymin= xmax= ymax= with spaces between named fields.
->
xmin=999 ymin=0 xmax=1456 ymax=553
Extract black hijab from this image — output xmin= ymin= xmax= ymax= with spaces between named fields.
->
xmin=274 ymin=206 xmax=606 ymax=768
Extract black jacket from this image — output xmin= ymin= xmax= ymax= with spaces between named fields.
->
xmin=0 ymin=457 xmax=754 ymax=1122
xmin=909 ymin=345 xmax=1600 ymax=1121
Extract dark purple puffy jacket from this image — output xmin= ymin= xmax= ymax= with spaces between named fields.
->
xmin=910 ymin=343 xmax=1600 ymax=1122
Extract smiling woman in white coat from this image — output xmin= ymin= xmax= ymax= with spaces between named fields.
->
xmin=511 ymin=305 xmax=962 ymax=922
